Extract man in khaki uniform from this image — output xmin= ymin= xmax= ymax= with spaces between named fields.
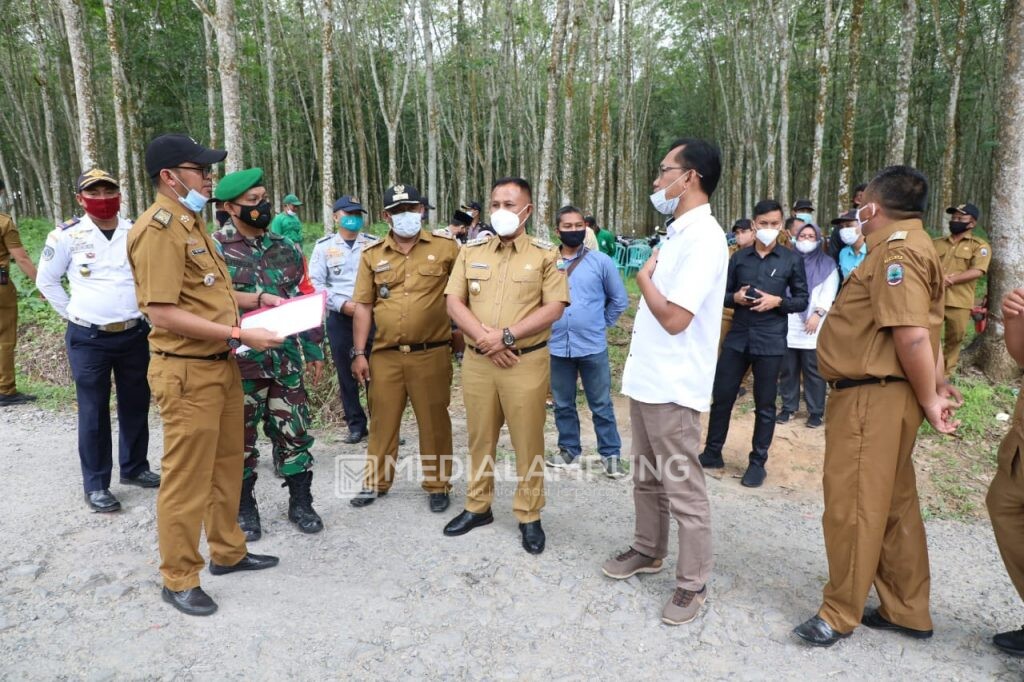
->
xmin=986 ymin=287 xmax=1024 ymax=657
xmin=129 ymin=133 xmax=283 ymax=617
xmin=443 ymin=176 xmax=569 ymax=555
xmin=349 ymin=183 xmax=460 ymax=512
xmin=933 ymin=202 xmax=990 ymax=376
xmin=0 ymin=193 xmax=39 ymax=406
xmin=793 ymin=166 xmax=962 ymax=647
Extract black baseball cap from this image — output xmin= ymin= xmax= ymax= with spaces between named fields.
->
xmin=145 ymin=133 xmax=226 ymax=178
xmin=793 ymin=198 xmax=814 ymax=211
xmin=946 ymin=203 xmax=980 ymax=220
xmin=420 ymin=196 xmax=436 ymax=210
xmin=332 ymin=195 xmax=366 ymax=213
xmin=731 ymin=218 xmax=752 ymax=231
xmin=383 ymin=183 xmax=424 ymax=210
xmin=831 ymin=209 xmax=858 ymax=225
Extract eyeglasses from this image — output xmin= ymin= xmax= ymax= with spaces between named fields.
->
xmin=173 ymin=165 xmax=213 ymax=178
xmin=656 ymin=165 xmax=704 ymax=178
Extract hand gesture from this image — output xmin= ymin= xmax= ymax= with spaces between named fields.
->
xmin=307 ymin=360 xmax=324 ymax=386
xmin=923 ymin=395 xmax=961 ymax=435
xmin=240 ymin=327 xmax=284 ymax=351
xmin=750 ymin=289 xmax=782 ymax=312
xmin=351 ymin=355 xmax=370 ymax=387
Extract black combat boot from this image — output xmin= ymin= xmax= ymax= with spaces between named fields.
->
xmin=283 ymin=470 xmax=323 ymax=534
xmin=238 ymin=473 xmax=262 ymax=542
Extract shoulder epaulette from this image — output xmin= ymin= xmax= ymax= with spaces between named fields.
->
xmin=887 ymin=231 xmax=908 ymax=243
xmin=59 ymin=216 xmax=81 ymax=231
xmin=530 ymin=236 xmax=555 ymax=250
xmin=315 ymin=234 xmax=332 ymax=244
xmin=361 ymin=232 xmax=381 ymax=241
xmin=364 ymin=237 xmax=385 ymax=250
xmin=152 ymin=208 xmax=172 ymax=228
xmin=464 ymin=236 xmax=491 ymax=247
xmin=432 ymin=228 xmax=455 ymax=239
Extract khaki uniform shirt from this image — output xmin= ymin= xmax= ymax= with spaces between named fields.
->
xmin=0 ymin=213 xmax=22 ymax=271
xmin=933 ymin=232 xmax=990 ymax=309
xmin=128 ymin=193 xmax=238 ymax=357
xmin=444 ymin=231 xmax=570 ymax=349
xmin=817 ymin=219 xmax=943 ymax=382
xmin=352 ymin=229 xmax=460 ymax=348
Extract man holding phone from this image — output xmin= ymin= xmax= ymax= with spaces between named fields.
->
xmin=698 ymin=199 xmax=809 ymax=488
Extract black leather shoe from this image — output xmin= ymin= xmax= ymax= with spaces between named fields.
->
xmin=861 ymin=608 xmax=933 ymax=639
xmin=161 ymin=586 xmax=218 ymax=616
xmin=85 ymin=489 xmax=121 ymax=513
xmin=208 ymin=553 xmax=280 ymax=575
xmin=121 ymin=470 xmax=161 ymax=488
xmin=993 ymin=627 xmax=1024 ymax=656
xmin=344 ymin=431 xmax=367 ymax=444
xmin=776 ymin=411 xmax=792 ymax=424
xmin=349 ymin=489 xmax=387 ymax=508
xmin=443 ymin=509 xmax=494 ymax=536
xmin=698 ymin=452 xmax=725 ymax=469
xmin=519 ymin=520 xmax=546 ymax=555
xmin=284 ymin=471 xmax=323 ymax=533
xmin=793 ymin=615 xmax=851 ymax=647
xmin=0 ymin=392 xmax=37 ymax=406
xmin=741 ymin=463 xmax=767 ymax=488
xmin=429 ymin=492 xmax=450 ymax=513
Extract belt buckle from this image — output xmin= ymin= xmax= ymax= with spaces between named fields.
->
xmin=107 ymin=321 xmax=127 ymax=332
xmin=399 ymin=344 xmax=411 ymax=354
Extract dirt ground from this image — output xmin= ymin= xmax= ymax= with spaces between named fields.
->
xmin=1 ymin=385 xmax=1023 ymax=680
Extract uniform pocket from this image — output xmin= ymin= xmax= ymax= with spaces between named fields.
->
xmin=417 ymin=264 xmax=444 ymax=277
xmin=511 ymin=269 xmax=541 ymax=302
xmin=373 ymin=270 xmax=396 ymax=285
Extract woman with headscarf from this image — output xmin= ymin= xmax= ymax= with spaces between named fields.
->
xmin=778 ymin=223 xmax=839 ymax=428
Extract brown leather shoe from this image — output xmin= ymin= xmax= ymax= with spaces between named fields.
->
xmin=661 ymin=586 xmax=707 ymax=625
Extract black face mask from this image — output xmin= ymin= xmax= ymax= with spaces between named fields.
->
xmin=235 ymin=200 xmax=273 ymax=230
xmin=949 ymin=220 xmax=971 ymax=235
xmin=559 ymin=230 xmax=586 ymax=248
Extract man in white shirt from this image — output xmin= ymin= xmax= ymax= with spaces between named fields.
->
xmin=36 ymin=169 xmax=158 ymax=513
xmin=601 ymin=139 xmax=728 ymax=626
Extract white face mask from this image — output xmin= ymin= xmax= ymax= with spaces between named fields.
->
xmin=855 ymin=203 xmax=876 ymax=232
xmin=649 ymin=170 xmax=691 ymax=216
xmin=795 ymin=239 xmax=818 ymax=254
xmin=491 ymin=206 xmax=528 ymax=237
xmin=755 ymin=228 xmax=779 ymax=247
xmin=839 ymin=227 xmax=860 ymax=245
xmin=390 ymin=211 xmax=422 ymax=238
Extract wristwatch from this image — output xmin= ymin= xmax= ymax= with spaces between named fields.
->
xmin=227 ymin=326 xmax=242 ymax=351
xmin=349 ymin=348 xmax=367 ymax=359
xmin=814 ymin=308 xmax=826 ymax=317
xmin=502 ymin=327 xmax=516 ymax=348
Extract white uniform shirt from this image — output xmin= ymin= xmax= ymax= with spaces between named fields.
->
xmin=36 ymin=215 xmax=142 ymax=325
xmin=621 ymin=203 xmax=728 ymax=412
xmin=309 ymin=232 xmax=379 ymax=313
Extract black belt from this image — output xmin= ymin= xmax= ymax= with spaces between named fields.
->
xmin=472 ymin=341 xmax=547 ymax=356
xmin=828 ymin=376 xmax=906 ymax=390
xmin=153 ymin=350 xmax=232 ymax=361
xmin=375 ymin=341 xmax=449 ymax=354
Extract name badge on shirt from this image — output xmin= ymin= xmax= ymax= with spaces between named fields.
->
xmin=190 ymin=247 xmax=208 ymax=256
xmin=374 ymin=261 xmax=391 ymax=273
xmin=470 ymin=262 xmax=489 ymax=270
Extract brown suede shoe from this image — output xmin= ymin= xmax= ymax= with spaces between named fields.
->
xmin=601 ymin=547 xmax=663 ymax=580
xmin=661 ymin=586 xmax=707 ymax=625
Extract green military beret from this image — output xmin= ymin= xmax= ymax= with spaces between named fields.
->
xmin=213 ymin=167 xmax=264 ymax=202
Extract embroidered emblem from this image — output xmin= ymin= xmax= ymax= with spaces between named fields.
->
xmin=886 ymin=263 xmax=904 ymax=286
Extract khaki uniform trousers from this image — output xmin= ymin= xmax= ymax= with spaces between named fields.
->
xmin=148 ymin=355 xmax=248 ymax=591
xmin=942 ymin=307 xmax=971 ymax=376
xmin=987 ymin=448 xmax=1024 ymax=602
xmin=0 ymin=282 xmax=17 ymax=394
xmin=463 ymin=346 xmax=549 ymax=523
xmin=819 ymin=381 xmax=932 ymax=633
xmin=629 ymin=399 xmax=712 ymax=591
xmin=365 ymin=344 xmax=453 ymax=493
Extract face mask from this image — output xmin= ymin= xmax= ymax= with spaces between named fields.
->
xmin=796 ymin=212 xmax=813 ymax=224
xmin=949 ymin=220 xmax=971 ymax=235
xmin=169 ymin=171 xmax=209 ymax=213
xmin=855 ymin=203 xmax=876 ymax=231
xmin=795 ymin=239 xmax=818 ymax=254
xmin=755 ymin=228 xmax=779 ymax=247
xmin=390 ymin=211 xmax=422 ymax=238
xmin=284 ymin=208 xmax=295 ymax=216
xmin=839 ymin=227 xmax=859 ymax=245
xmin=649 ymin=170 xmax=691 ymax=216
xmin=340 ymin=215 xmax=363 ymax=231
xmin=558 ymin=230 xmax=586 ymax=248
xmin=491 ymin=206 xmax=528 ymax=237
xmin=235 ymin=200 xmax=273 ymax=230
xmin=82 ymin=195 xmax=121 ymax=221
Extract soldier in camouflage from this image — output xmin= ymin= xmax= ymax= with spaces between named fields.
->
xmin=212 ymin=168 xmax=325 ymax=540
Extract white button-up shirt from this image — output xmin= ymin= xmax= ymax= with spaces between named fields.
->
xmin=36 ymin=215 xmax=142 ymax=325
xmin=621 ymin=203 xmax=728 ymax=411
xmin=309 ymin=232 xmax=379 ymax=312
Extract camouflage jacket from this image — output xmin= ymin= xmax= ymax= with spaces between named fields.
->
xmin=213 ymin=225 xmax=325 ymax=379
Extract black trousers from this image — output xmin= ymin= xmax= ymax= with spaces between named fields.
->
xmin=779 ymin=347 xmax=826 ymax=418
xmin=703 ymin=345 xmax=783 ymax=467
xmin=66 ymin=321 xmax=151 ymax=493
xmin=325 ymin=311 xmax=370 ymax=435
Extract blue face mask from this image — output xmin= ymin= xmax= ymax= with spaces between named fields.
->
xmin=169 ymin=171 xmax=209 ymax=213
xmin=340 ymin=215 xmax=363 ymax=231
xmin=796 ymin=212 xmax=813 ymax=224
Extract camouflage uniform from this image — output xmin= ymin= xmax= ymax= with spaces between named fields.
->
xmin=212 ymin=225 xmax=324 ymax=480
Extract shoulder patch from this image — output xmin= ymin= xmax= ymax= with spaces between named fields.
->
xmin=153 ymin=209 xmax=172 ymax=227
xmin=464 ymin=236 xmax=491 ymax=247
xmin=980 ymin=247 xmax=989 ymax=257
xmin=59 ymin=216 xmax=81 ymax=231
xmin=530 ymin=236 xmax=555 ymax=250
xmin=432 ymin=228 xmax=455 ymax=239
xmin=887 ymin=231 xmax=907 ymax=242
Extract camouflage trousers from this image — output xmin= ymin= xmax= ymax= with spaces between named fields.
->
xmin=242 ymin=373 xmax=314 ymax=479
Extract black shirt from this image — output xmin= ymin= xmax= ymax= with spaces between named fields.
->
xmin=723 ymin=244 xmax=809 ymax=355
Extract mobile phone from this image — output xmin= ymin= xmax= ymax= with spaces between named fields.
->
xmin=743 ymin=288 xmax=761 ymax=301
